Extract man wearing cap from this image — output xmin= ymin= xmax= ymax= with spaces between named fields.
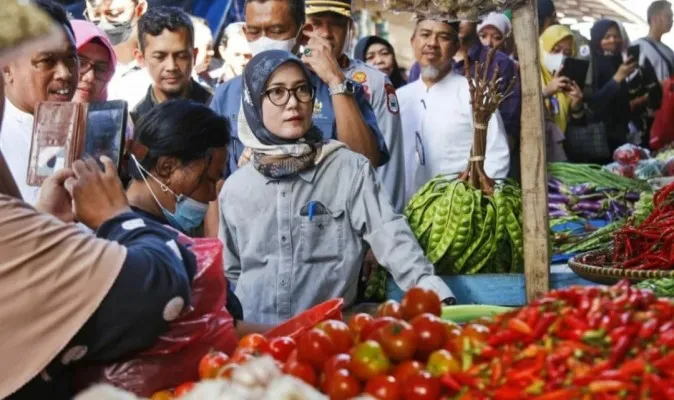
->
xmin=305 ymin=0 xmax=405 ymax=212
xmin=398 ymin=15 xmax=510 ymax=203
xmin=210 ymin=0 xmax=389 ymax=177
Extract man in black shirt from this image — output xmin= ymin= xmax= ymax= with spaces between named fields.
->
xmin=131 ymin=6 xmax=212 ymax=123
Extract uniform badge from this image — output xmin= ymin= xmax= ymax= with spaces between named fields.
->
xmin=353 ymin=71 xmax=367 ymax=83
xmin=313 ymin=99 xmax=323 ymax=115
xmin=579 ymin=44 xmax=591 ymax=58
xmin=384 ymin=83 xmax=399 ymax=114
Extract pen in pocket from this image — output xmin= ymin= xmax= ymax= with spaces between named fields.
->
xmin=308 ymin=201 xmax=316 ymax=221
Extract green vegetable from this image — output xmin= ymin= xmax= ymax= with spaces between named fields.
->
xmin=548 ymin=163 xmax=651 ymax=191
xmin=635 ymin=278 xmax=674 ymax=297
xmin=441 ymin=305 xmax=513 ymax=323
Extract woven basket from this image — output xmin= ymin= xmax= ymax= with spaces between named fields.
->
xmin=568 ymin=249 xmax=674 ymax=284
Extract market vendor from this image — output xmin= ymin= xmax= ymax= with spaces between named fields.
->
xmin=218 ymin=50 xmax=454 ymax=325
xmin=126 ymin=100 xmax=272 ymax=335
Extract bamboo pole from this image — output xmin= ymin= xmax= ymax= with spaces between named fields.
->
xmin=512 ymin=1 xmax=551 ymax=301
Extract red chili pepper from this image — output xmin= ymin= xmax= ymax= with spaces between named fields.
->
xmin=658 ymin=320 xmax=674 ymax=333
xmin=530 ymin=389 xmax=579 ymax=400
xmin=488 ymin=330 xmax=521 ymax=346
xmin=478 ymin=344 xmax=498 ymax=359
xmin=508 ymin=318 xmax=533 ymax=335
xmin=573 ymin=360 xmax=613 ymax=385
xmin=646 ymin=373 xmax=669 ymax=399
xmin=659 ymin=330 xmax=674 ymax=347
xmin=563 ymin=314 xmax=589 ymax=331
xmin=653 ymin=352 xmax=674 ymax=370
xmin=618 ymin=358 xmax=645 ymax=376
xmin=609 ymin=325 xmax=637 ymax=343
xmin=507 ymin=351 xmax=545 ymax=383
xmin=453 ymin=372 xmax=481 ymax=389
xmin=638 ymin=319 xmax=660 ymax=339
xmin=610 ymin=335 xmax=633 ymax=365
xmin=492 ymin=386 xmax=523 ymax=400
xmin=555 ymin=329 xmax=582 ymax=342
xmin=440 ymin=374 xmax=462 ymax=392
xmin=529 ymin=312 xmax=557 ymax=341
xmin=588 ymin=380 xmax=631 ymax=393
xmin=490 ymin=360 xmax=502 ymax=385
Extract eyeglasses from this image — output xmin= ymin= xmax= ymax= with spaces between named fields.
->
xmin=263 ymin=84 xmax=315 ymax=106
xmin=79 ymin=55 xmax=112 ymax=81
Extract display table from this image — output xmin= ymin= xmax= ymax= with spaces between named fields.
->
xmin=386 ymin=264 xmax=598 ymax=306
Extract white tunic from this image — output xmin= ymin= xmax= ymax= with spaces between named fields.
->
xmin=0 ymin=99 xmax=40 ymax=204
xmin=106 ymin=60 xmax=152 ymax=110
xmin=398 ymin=72 xmax=510 ymax=204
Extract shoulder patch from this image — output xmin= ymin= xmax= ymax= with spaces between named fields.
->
xmin=353 ymin=71 xmax=367 ymax=83
xmin=385 ymin=83 xmax=399 ymax=114
xmin=579 ymin=44 xmax=590 ymax=58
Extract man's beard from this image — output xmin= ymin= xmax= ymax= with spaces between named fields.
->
xmin=421 ymin=63 xmax=452 ymax=81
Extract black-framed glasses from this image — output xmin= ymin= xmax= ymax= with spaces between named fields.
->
xmin=79 ymin=55 xmax=112 ymax=81
xmin=263 ymin=84 xmax=315 ymax=106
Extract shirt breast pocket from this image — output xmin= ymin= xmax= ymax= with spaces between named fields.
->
xmin=298 ymin=208 xmax=345 ymax=264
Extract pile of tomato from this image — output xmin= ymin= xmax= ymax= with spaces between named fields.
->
xmin=153 ymin=281 xmax=674 ymax=399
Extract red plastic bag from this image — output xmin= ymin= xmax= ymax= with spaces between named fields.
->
xmin=650 ymin=79 xmax=674 ymax=151
xmin=612 ymin=144 xmax=649 ymax=165
xmin=265 ymin=298 xmax=344 ymax=340
xmin=75 ymin=236 xmax=238 ymax=397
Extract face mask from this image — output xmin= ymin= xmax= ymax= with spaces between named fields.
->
xmin=131 ymin=155 xmax=209 ymax=233
xmin=96 ymin=19 xmax=134 ymax=46
xmin=248 ymin=36 xmax=297 ymax=56
xmin=542 ymin=50 xmax=566 ymax=74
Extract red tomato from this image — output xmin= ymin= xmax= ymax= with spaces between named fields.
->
xmin=410 ymin=313 xmax=446 ymax=360
xmin=392 ymin=360 xmax=424 ymax=385
xmin=426 ymin=349 xmax=461 ymax=377
xmin=349 ymin=340 xmax=391 ymax=381
xmin=150 ymin=391 xmax=174 ymax=400
xmin=400 ymin=288 xmax=442 ymax=320
xmin=377 ymin=300 xmax=403 ymax=319
xmin=323 ymin=353 xmax=352 ymax=377
xmin=173 ymin=382 xmax=195 ymax=397
xmin=315 ymin=320 xmax=353 ymax=354
xmin=361 ymin=316 xmax=397 ymax=342
xmin=231 ymin=347 xmax=257 ymax=364
xmin=216 ymin=362 xmax=238 ymax=379
xmin=462 ymin=323 xmax=490 ymax=344
xmin=442 ymin=324 xmax=463 ymax=355
xmin=324 ymin=369 xmax=361 ymax=400
xmin=297 ymin=328 xmax=337 ymax=369
xmin=403 ymin=371 xmax=441 ymax=400
xmin=364 ymin=375 xmax=401 ymax=400
xmin=284 ymin=360 xmax=318 ymax=387
xmin=373 ymin=320 xmax=417 ymax=362
xmin=348 ymin=313 xmax=374 ymax=341
xmin=198 ymin=350 xmax=230 ymax=380
xmin=238 ymin=333 xmax=270 ymax=354
xmin=268 ymin=336 xmax=297 ymax=362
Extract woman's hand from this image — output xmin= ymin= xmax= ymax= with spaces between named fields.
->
xmin=35 ymin=168 xmax=76 ymax=222
xmin=614 ymin=58 xmax=638 ymax=83
xmin=567 ymin=81 xmax=584 ymax=112
xmin=543 ymin=69 xmax=571 ymax=97
xmin=64 ymin=156 xmax=131 ymax=230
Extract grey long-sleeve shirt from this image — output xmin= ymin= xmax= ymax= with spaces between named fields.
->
xmin=218 ymin=148 xmax=453 ymax=325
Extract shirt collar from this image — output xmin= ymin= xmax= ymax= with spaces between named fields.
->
xmin=116 ymin=60 xmax=142 ymax=77
xmin=260 ymin=165 xmax=318 ymax=184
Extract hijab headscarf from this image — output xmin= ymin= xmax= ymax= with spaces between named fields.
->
xmin=477 ymin=13 xmax=512 ymax=39
xmin=590 ymin=19 xmax=623 ymax=91
xmin=354 ymin=36 xmax=407 ymax=89
xmin=71 ymin=20 xmax=117 ymax=101
xmin=239 ymin=50 xmax=345 ymax=178
xmin=540 ymin=25 xmax=577 ymax=133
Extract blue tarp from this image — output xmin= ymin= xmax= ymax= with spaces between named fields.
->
xmin=551 ymin=219 xmax=609 ymax=263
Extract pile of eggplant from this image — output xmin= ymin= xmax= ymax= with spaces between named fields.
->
xmin=548 ymin=179 xmax=641 ymax=222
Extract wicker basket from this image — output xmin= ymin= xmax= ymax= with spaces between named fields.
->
xmin=568 ymin=249 xmax=674 ymax=284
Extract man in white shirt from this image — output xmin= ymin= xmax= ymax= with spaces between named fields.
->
xmin=0 ymin=0 xmax=79 ymax=204
xmin=85 ymin=0 xmax=151 ymax=109
xmin=635 ymin=0 xmax=674 ymax=82
xmin=398 ymin=17 xmax=510 ymax=204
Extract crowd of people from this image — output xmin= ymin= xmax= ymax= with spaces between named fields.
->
xmin=1 ymin=0 xmax=674 ymax=398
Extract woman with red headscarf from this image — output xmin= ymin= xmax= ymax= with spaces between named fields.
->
xmin=71 ymin=20 xmax=116 ymax=103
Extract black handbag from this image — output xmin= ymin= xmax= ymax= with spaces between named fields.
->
xmin=563 ymin=108 xmax=611 ymax=164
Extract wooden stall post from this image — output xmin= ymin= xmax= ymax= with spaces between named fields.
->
xmin=512 ymin=1 xmax=551 ymax=302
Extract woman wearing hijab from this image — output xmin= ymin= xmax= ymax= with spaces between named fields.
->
xmin=540 ymin=25 xmax=585 ymax=135
xmin=354 ymin=36 xmax=407 ymax=89
xmin=586 ymin=19 xmax=639 ymax=152
xmin=219 ymin=50 xmax=453 ymax=325
xmin=71 ymin=20 xmax=116 ymax=103
xmin=477 ymin=12 xmax=512 ymax=53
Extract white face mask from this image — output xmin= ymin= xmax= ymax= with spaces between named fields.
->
xmin=542 ymin=50 xmax=566 ymax=74
xmin=248 ymin=36 xmax=297 ymax=56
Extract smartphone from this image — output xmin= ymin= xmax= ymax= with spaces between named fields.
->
xmin=627 ymin=44 xmax=640 ymax=63
xmin=83 ymin=100 xmax=128 ymax=173
xmin=560 ymin=58 xmax=590 ymax=90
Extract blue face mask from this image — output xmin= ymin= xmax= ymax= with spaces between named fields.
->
xmin=131 ymin=155 xmax=209 ymax=233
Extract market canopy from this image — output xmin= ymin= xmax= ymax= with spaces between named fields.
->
xmin=554 ymin=0 xmax=646 ymax=25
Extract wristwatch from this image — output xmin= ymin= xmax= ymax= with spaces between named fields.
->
xmin=442 ymin=297 xmax=457 ymax=306
xmin=329 ymin=79 xmax=356 ymax=96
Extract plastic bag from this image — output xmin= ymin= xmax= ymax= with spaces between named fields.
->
xmin=603 ymin=162 xmax=635 ymax=178
xmin=613 ymin=144 xmax=649 ymax=165
xmin=663 ymin=159 xmax=674 ymax=177
xmin=265 ymin=298 xmax=344 ymax=340
xmin=634 ymin=159 xmax=664 ymax=180
xmin=75 ymin=235 xmax=238 ymax=397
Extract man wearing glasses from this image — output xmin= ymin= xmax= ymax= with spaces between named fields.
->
xmin=0 ymin=0 xmax=79 ymax=205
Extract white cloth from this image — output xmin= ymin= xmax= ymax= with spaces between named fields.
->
xmin=477 ymin=12 xmax=512 ymax=37
xmin=0 ymin=98 xmax=40 ymax=204
xmin=398 ymin=73 xmax=510 ymax=204
xmin=106 ymin=60 xmax=152 ymax=110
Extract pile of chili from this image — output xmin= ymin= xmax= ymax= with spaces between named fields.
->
xmin=443 ymin=280 xmax=674 ymax=399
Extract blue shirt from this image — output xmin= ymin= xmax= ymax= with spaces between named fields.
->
xmin=210 ymin=74 xmax=390 ymax=176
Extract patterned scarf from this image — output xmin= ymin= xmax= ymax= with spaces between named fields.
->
xmin=240 ymin=50 xmax=345 ymax=178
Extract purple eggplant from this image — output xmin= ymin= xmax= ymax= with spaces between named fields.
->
xmin=549 ymin=193 xmax=571 ymax=204
xmin=625 ymin=192 xmax=640 ymax=202
xmin=570 ymin=183 xmax=596 ymax=196
xmin=550 ymin=209 xmax=569 ymax=218
xmin=572 ymin=200 xmax=604 ymax=213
